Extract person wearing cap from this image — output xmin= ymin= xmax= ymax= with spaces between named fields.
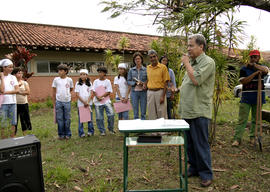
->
xmin=0 ymin=59 xmax=19 ymax=139
xmin=232 ymin=50 xmax=268 ymax=147
xmin=179 ymin=34 xmax=215 ymax=187
xmin=127 ymin=52 xmax=147 ymax=120
xmin=146 ymin=49 xmax=170 ymax=120
xmin=114 ymin=63 xmax=131 ymax=120
xmin=92 ymin=66 xmax=114 ymax=135
xmin=52 ymin=64 xmax=74 ymax=140
xmin=75 ymin=69 xmax=94 ymax=137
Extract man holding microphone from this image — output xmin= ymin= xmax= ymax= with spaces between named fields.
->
xmin=179 ymin=34 xmax=215 ymax=187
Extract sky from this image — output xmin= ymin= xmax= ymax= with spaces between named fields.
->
xmin=0 ymin=0 xmax=270 ymax=51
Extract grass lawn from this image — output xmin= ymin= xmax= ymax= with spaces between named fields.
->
xmin=13 ymin=98 xmax=270 ymax=192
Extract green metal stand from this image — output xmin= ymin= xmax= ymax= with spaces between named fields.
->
xmin=122 ymin=132 xmax=188 ymax=192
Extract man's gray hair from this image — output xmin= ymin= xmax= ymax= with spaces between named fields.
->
xmin=148 ymin=49 xmax=158 ymax=56
xmin=188 ymin=34 xmax=207 ymax=52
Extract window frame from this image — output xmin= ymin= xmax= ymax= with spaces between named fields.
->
xmin=36 ymin=60 xmax=106 ymax=75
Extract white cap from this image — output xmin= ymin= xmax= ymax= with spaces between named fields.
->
xmin=0 ymin=59 xmax=13 ymax=67
xmin=118 ymin=63 xmax=127 ymax=69
xmin=79 ymin=69 xmax=88 ymax=74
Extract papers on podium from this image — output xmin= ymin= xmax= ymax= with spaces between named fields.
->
xmin=118 ymin=118 xmax=189 ymax=131
xmin=113 ymin=100 xmax=132 ymax=113
xmin=79 ymin=106 xmax=92 ymax=123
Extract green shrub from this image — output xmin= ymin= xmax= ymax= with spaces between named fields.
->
xmin=29 ymin=102 xmax=42 ymax=111
xmin=45 ymin=97 xmax=54 ymax=108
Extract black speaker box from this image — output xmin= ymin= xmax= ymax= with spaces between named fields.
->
xmin=0 ymin=135 xmax=44 ymax=192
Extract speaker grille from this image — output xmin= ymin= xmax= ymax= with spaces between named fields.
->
xmin=0 ymin=183 xmax=31 ymax=192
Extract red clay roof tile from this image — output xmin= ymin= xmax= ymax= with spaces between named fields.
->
xmin=0 ymin=20 xmax=160 ymax=52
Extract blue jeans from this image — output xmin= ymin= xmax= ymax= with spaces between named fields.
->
xmin=0 ymin=104 xmax=17 ymax=127
xmin=78 ymin=106 xmax=94 ymax=137
xmin=95 ymin=103 xmax=114 ymax=133
xmin=55 ymin=100 xmax=71 ymax=138
xmin=185 ymin=117 xmax=213 ymax=180
xmin=118 ymin=111 xmax=129 ymax=120
xmin=130 ymin=90 xmax=147 ymax=120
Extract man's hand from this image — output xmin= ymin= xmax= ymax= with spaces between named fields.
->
xmin=160 ymin=96 xmax=165 ymax=104
xmin=256 ymin=70 xmax=262 ymax=75
xmin=181 ymin=54 xmax=190 ymax=67
xmin=142 ymin=83 xmax=147 ymax=90
xmin=181 ymin=54 xmax=198 ymax=86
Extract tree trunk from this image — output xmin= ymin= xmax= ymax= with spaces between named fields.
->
xmin=188 ymin=0 xmax=270 ymax=12
xmin=237 ymin=0 xmax=270 ymax=12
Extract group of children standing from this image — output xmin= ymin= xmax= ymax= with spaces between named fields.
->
xmin=52 ymin=63 xmax=130 ymax=140
xmin=0 ymin=59 xmax=32 ymax=139
xmin=0 ymin=58 xmax=130 ymax=140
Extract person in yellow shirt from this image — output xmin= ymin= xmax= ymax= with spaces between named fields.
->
xmin=146 ymin=50 xmax=170 ymax=119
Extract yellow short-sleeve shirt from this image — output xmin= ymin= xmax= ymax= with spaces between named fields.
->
xmin=147 ymin=63 xmax=170 ymax=89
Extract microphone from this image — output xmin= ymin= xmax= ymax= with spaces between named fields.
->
xmin=180 ymin=53 xmax=189 ymax=70
xmin=180 ymin=62 xmax=184 ymax=70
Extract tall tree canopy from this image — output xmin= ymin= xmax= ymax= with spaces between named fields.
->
xmin=101 ymin=0 xmax=270 ymax=33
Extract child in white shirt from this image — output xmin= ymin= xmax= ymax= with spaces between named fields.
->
xmin=75 ymin=69 xmax=94 ymax=137
xmin=114 ymin=63 xmax=131 ymax=120
xmin=52 ymin=64 xmax=73 ymax=140
xmin=93 ymin=66 xmax=114 ymax=135
xmin=0 ymin=59 xmax=19 ymax=138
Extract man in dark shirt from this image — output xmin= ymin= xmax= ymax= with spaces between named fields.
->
xmin=232 ymin=50 xmax=268 ymax=146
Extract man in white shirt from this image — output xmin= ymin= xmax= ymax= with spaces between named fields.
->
xmin=0 ymin=59 xmax=19 ymax=138
xmin=52 ymin=64 xmax=74 ymax=140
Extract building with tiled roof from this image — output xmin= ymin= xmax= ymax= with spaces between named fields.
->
xmin=0 ymin=20 xmax=160 ymax=101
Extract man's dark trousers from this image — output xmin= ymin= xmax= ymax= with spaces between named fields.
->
xmin=185 ymin=117 xmax=213 ymax=180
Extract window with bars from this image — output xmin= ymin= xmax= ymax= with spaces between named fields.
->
xmin=36 ymin=61 xmax=104 ymax=74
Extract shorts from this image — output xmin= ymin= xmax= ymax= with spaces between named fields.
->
xmin=0 ymin=104 xmax=17 ymax=126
